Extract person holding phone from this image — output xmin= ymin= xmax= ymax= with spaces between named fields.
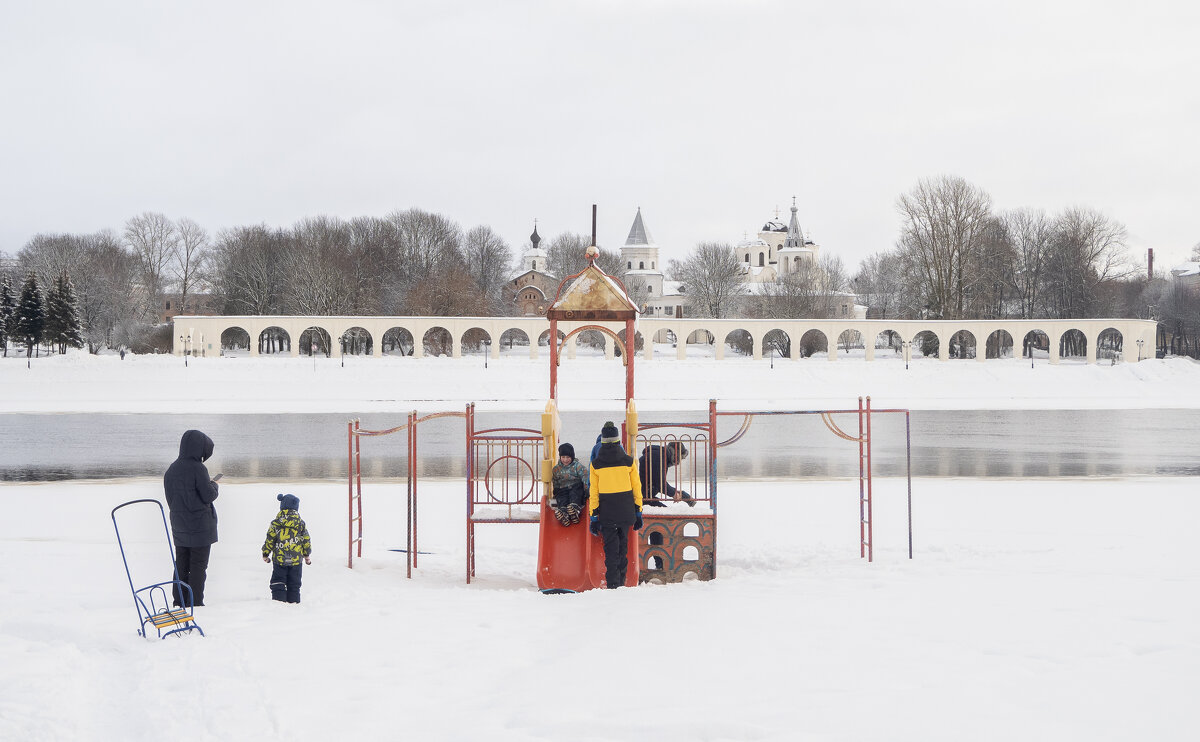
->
xmin=163 ymin=429 xmax=220 ymax=607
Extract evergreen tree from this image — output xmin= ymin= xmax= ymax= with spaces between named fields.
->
xmin=51 ymin=271 xmax=85 ymax=352
xmin=0 ymin=277 xmax=15 ymax=357
xmin=44 ymin=272 xmax=84 ymax=354
xmin=15 ymin=272 xmax=45 ymax=358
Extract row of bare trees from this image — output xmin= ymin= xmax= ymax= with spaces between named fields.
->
xmin=6 ymin=209 xmax=529 ymax=353
xmin=854 ymin=175 xmax=1137 ymax=321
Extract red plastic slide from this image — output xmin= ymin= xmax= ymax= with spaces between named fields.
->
xmin=536 ymin=498 xmax=639 ymax=591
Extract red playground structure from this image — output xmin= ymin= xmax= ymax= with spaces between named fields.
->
xmin=346 ymin=243 xmax=915 ymax=589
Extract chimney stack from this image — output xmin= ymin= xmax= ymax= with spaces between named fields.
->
xmin=1147 ymin=248 xmax=1154 ymax=280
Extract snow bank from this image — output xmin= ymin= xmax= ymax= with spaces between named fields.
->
xmin=2 ymin=349 xmax=1199 ymax=414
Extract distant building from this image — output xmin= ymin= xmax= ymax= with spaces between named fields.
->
xmin=160 ymin=293 xmax=220 ymax=323
xmin=735 ymin=198 xmax=820 ymax=283
xmin=1171 ymin=262 xmax=1200 ymax=294
xmin=508 ymin=224 xmax=558 ymax=316
xmin=617 ymin=208 xmax=685 ymax=320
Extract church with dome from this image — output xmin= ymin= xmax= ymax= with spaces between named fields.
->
xmin=508 ymin=209 xmax=685 ymax=319
xmin=509 ymin=201 xmax=861 ymax=320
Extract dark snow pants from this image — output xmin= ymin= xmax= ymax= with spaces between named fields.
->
xmin=554 ymin=481 xmax=586 ymax=510
xmin=599 ymin=523 xmax=630 ymax=589
xmin=173 ymin=545 xmax=211 ymax=607
xmin=270 ymin=563 xmax=303 ymax=603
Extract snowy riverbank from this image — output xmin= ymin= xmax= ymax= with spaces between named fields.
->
xmin=2 ymin=349 xmax=1199 ymax=414
xmin=1 ymin=477 xmax=1195 ymax=741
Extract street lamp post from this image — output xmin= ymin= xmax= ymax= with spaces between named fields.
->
xmin=484 ymin=338 xmax=491 ymax=368
xmin=1136 ymin=338 xmax=1144 ymax=362
xmin=903 ymin=339 xmax=911 ymax=370
xmin=180 ymin=335 xmax=188 ymax=367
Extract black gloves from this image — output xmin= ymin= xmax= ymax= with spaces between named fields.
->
xmin=634 ymin=512 xmax=643 ymax=531
xmin=589 ymin=515 xmax=600 ymax=536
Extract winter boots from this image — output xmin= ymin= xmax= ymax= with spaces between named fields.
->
xmin=553 ymin=502 xmax=583 ymax=526
xmin=553 ymin=506 xmax=571 ymax=526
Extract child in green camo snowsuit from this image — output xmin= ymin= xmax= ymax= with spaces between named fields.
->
xmin=550 ymin=442 xmax=589 ymax=526
xmin=261 ymin=493 xmax=312 ymax=603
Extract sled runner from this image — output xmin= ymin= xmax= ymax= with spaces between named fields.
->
xmin=111 ymin=499 xmax=205 ymax=639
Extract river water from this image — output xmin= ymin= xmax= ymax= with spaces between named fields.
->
xmin=2 ymin=409 xmax=1198 ymax=482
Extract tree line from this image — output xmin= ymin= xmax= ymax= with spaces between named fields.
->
xmin=0 ymin=272 xmax=84 ymax=358
xmin=1 ymin=208 xmax=651 ymax=355
xmin=3 ymin=180 xmax=1194 ymax=357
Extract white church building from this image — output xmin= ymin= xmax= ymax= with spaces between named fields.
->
xmin=512 ymin=201 xmax=862 ymax=320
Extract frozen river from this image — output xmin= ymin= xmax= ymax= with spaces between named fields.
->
xmin=2 ymin=409 xmax=1198 ymax=481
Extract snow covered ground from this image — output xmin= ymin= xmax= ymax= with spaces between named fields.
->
xmin=1 ymin=477 xmax=1195 ymax=741
xmin=1 ymin=348 xmax=1198 ymax=414
xmin=1 ymin=350 xmax=1198 ymax=740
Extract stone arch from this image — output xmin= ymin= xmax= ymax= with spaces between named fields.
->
xmin=616 ymin=328 xmax=644 ymax=357
xmin=948 ymin=330 xmax=976 ymax=359
xmin=340 ymin=326 xmax=373 ymax=356
xmin=258 ymin=326 xmax=290 ymax=355
xmin=799 ymin=329 xmax=827 ymax=358
xmin=763 ymin=329 xmax=791 ymax=359
xmin=1059 ymin=329 xmax=1087 ymax=361
xmin=838 ymin=329 xmax=864 ymax=355
xmin=1022 ymin=330 xmax=1049 ymax=359
xmin=1097 ymin=327 xmax=1123 ymax=361
xmin=460 ymin=327 xmax=492 ymax=356
xmin=221 ymin=326 xmax=250 ymax=354
xmin=423 ymin=326 xmax=453 ymax=357
xmin=985 ymin=330 xmax=1014 ymax=359
xmin=382 ymin=327 xmax=415 ymax=356
xmin=685 ymin=329 xmax=716 ymax=359
xmin=911 ymin=330 xmax=940 ymax=359
xmin=538 ymin=329 xmax=566 ymax=347
xmin=576 ymin=329 xmax=607 ymax=355
xmin=299 ymin=327 xmax=332 ymax=357
xmin=500 ymin=328 xmax=530 ymax=353
xmin=874 ymin=329 xmax=902 ymax=357
xmin=724 ymin=329 xmax=753 ymax=357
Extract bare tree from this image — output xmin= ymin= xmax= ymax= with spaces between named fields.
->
xmin=462 ymin=225 xmax=513 ymax=314
xmin=997 ymin=209 xmax=1052 ymax=319
xmin=667 ymin=242 xmax=747 ymax=318
xmin=211 ymin=225 xmax=287 ymax=315
xmin=174 ymin=218 xmax=210 ymax=315
xmin=852 ymin=251 xmax=905 ymax=319
xmin=896 ymin=175 xmax=994 ymax=319
xmin=1043 ymin=207 xmax=1130 ymax=318
xmin=124 ymin=212 xmax=180 ymax=316
xmin=281 ymin=216 xmax=354 ymax=318
xmin=385 ymin=209 xmax=464 ymax=313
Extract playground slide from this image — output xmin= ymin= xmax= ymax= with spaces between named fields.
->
xmin=536 ymin=498 xmax=639 ymax=591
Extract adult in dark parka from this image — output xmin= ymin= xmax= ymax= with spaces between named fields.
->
xmin=163 ymin=429 xmax=220 ymax=606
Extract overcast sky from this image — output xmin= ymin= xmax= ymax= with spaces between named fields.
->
xmin=2 ymin=0 xmax=1197 ymax=274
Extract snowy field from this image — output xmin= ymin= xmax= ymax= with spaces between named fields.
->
xmin=1 ymin=350 xmax=1198 ymax=740
xmin=1 ymin=348 xmax=1198 ymax=413
xmin=1 ymin=477 xmax=1196 ymax=741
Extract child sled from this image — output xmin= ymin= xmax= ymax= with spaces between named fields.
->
xmin=111 ymin=499 xmax=205 ymax=639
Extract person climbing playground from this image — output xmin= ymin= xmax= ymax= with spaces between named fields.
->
xmin=639 ymin=440 xmax=694 ymax=506
xmin=588 ymin=421 xmax=643 ymax=588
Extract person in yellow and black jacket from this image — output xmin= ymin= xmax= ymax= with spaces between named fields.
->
xmin=588 ymin=421 xmax=643 ymax=589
